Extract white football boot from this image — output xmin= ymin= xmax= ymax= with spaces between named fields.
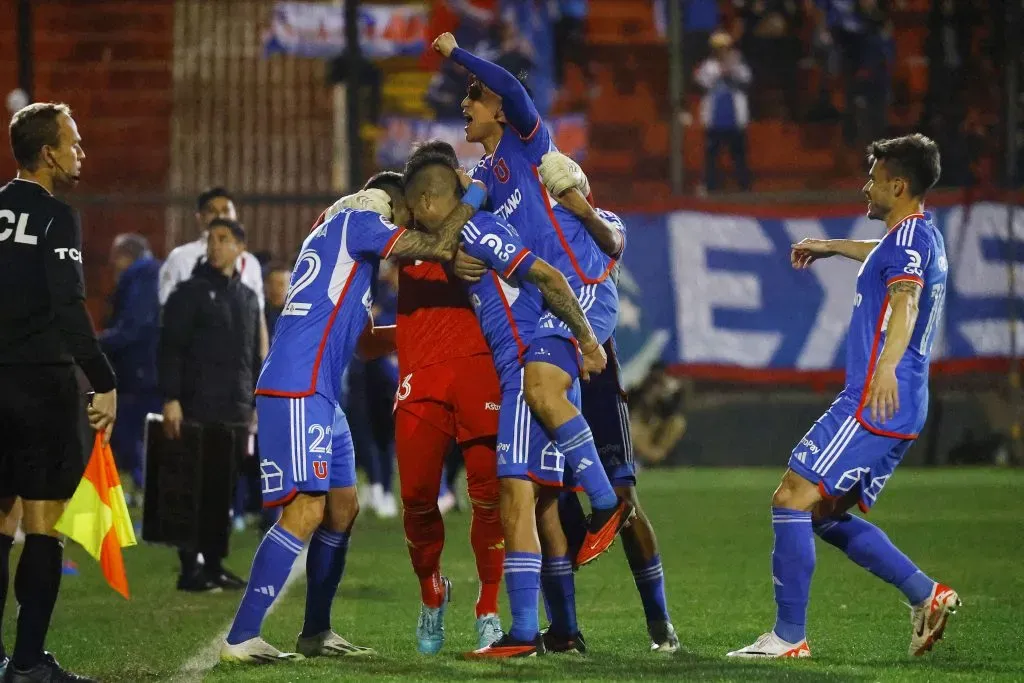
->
xmin=727 ymin=631 xmax=810 ymax=659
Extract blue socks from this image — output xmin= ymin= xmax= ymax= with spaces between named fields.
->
xmin=504 ymin=551 xmax=542 ymax=642
xmin=302 ymin=528 xmax=351 ymax=637
xmin=814 ymin=514 xmax=935 ymax=605
xmin=628 ymin=553 xmax=670 ymax=624
xmin=540 ymin=555 xmax=577 ymax=636
xmin=771 ymin=508 xmax=814 ymax=644
xmin=226 ymin=525 xmax=303 ymax=645
xmin=553 ymin=414 xmax=617 ymax=510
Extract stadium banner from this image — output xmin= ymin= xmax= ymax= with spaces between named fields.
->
xmin=264 ymin=2 xmax=428 ymax=59
xmin=376 ymin=115 xmax=589 ymax=170
xmin=616 ymin=203 xmax=1024 ymax=386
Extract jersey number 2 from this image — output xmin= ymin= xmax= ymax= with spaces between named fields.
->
xmin=283 ymin=250 xmax=321 ymax=317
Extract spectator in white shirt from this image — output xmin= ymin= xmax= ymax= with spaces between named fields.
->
xmin=159 ymin=187 xmax=268 ymax=358
xmin=695 ymin=32 xmax=753 ymax=192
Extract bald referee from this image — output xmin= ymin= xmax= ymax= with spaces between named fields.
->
xmin=0 ymin=103 xmax=115 ymax=683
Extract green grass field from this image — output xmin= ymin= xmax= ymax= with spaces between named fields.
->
xmin=5 ymin=468 xmax=1023 ymax=682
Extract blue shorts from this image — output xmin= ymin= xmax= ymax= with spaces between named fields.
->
xmin=788 ymin=394 xmax=914 ymax=512
xmin=256 ymin=394 xmax=358 ymax=507
xmin=496 ymin=370 xmax=581 ymax=487
xmin=525 ymin=334 xmax=581 ymax=380
xmin=581 ymin=338 xmax=635 ymax=487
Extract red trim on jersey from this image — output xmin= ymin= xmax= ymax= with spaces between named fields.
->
xmin=531 ymin=166 xmax=616 ymax=286
xmin=381 ymin=227 xmax=408 ymax=259
xmin=854 ymin=293 xmax=919 ymax=440
xmin=885 ymin=212 xmax=925 ymax=234
xmin=817 ymin=480 xmax=838 ymax=500
xmin=886 ymin=274 xmax=924 ymax=288
xmin=263 ymin=488 xmax=298 ymax=509
xmin=857 ymin=499 xmax=871 ymax=514
xmin=255 ymin=262 xmax=363 ymax=398
xmin=520 ymin=116 xmax=542 ymax=142
xmin=491 ymin=271 xmax=527 ymax=364
xmin=502 ymin=249 xmax=532 ymax=279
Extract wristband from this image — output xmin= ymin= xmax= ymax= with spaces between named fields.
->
xmin=462 ymin=183 xmax=486 ymax=210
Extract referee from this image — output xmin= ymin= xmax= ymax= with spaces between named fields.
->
xmin=0 ymin=103 xmax=115 ymax=683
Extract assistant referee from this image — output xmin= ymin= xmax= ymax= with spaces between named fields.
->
xmin=0 ymin=103 xmax=116 ymax=683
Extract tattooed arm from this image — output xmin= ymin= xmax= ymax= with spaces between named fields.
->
xmin=523 ymin=260 xmax=598 ymax=350
xmin=523 ymin=258 xmax=607 ymax=378
xmin=865 ymin=280 xmax=922 ymax=422
xmin=390 ymin=202 xmax=476 ymax=262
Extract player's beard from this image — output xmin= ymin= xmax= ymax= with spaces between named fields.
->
xmin=866 ymin=199 xmax=888 ymax=221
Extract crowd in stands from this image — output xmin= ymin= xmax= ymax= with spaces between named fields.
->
xmin=417 ymin=0 xmax=1019 ymax=192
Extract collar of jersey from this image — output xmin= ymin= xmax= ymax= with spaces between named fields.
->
xmin=11 ymin=177 xmax=52 ymax=196
xmin=885 ymin=212 xmax=925 ymax=234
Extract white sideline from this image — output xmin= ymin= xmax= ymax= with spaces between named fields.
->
xmin=171 ymin=549 xmax=307 ymax=682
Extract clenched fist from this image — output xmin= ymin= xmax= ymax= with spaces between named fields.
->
xmin=432 ymin=32 xmax=458 ymax=58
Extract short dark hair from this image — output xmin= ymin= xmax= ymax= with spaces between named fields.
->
xmin=403 ymin=146 xmax=460 ymax=200
xmin=867 ymin=134 xmax=941 ymax=197
xmin=409 ymin=139 xmax=460 ymax=169
xmin=208 ymin=217 xmax=246 ymax=242
xmin=363 ymin=171 xmax=404 ymax=196
xmin=9 ymin=102 xmax=72 ymax=170
xmin=196 ymin=186 xmax=234 ymax=213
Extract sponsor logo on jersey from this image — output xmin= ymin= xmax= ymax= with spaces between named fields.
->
xmin=799 ymin=436 xmax=819 ymax=455
xmin=53 ymin=247 xmax=82 ymax=262
xmin=494 ymin=188 xmax=522 ymax=220
xmin=904 ymin=249 xmax=923 ymax=277
xmin=485 ymin=402 xmax=500 ymax=411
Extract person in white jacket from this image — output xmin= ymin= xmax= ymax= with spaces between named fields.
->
xmin=159 ymin=187 xmax=268 ymax=357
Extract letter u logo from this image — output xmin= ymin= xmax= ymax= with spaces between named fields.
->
xmin=495 ymin=158 xmax=510 ymax=183
xmin=312 ymin=460 xmax=329 ymax=480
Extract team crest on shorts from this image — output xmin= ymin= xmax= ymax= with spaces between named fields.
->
xmin=312 ymin=459 xmax=329 ymax=480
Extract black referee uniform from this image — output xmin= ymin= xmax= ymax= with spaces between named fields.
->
xmin=0 ymin=178 xmax=115 ymax=501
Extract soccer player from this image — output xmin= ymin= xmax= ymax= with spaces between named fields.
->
xmin=434 ymin=32 xmax=633 ymax=569
xmin=219 ymin=178 xmax=486 ymax=664
xmin=533 ymin=169 xmax=680 ymax=653
xmin=348 ymin=169 xmax=507 ymax=655
xmin=728 ymin=134 xmax=959 ymax=659
xmin=402 ymin=143 xmax=606 ymax=658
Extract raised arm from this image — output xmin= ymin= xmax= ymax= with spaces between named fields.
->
xmin=864 ymin=280 xmax=922 ymax=423
xmin=791 ymin=238 xmax=881 ymax=269
xmin=433 ymin=33 xmax=540 ymax=138
xmin=553 ymin=188 xmax=624 ymax=258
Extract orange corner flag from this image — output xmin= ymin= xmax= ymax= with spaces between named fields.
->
xmin=55 ymin=433 xmax=138 ymax=599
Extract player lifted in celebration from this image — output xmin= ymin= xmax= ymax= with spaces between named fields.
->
xmin=729 ymin=135 xmax=958 ymax=659
xmin=434 ymin=32 xmax=633 ymax=569
xmin=403 ymin=142 xmax=605 ymax=658
xmin=353 ymin=169 xmax=507 ymax=655
xmin=219 ymin=177 xmax=486 ymax=664
xmin=532 ymin=164 xmax=680 ymax=653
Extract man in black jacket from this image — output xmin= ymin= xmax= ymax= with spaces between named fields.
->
xmin=160 ymin=218 xmax=260 ymax=592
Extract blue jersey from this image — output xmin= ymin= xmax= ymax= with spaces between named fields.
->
xmin=256 ymin=209 xmax=406 ymax=402
xmin=452 ymin=48 xmax=616 ymax=289
xmin=845 ymin=212 xmax=947 ymax=438
xmin=459 ymin=211 xmax=543 ymax=390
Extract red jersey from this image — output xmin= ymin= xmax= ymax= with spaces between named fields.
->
xmin=396 ymin=260 xmax=491 ymax=376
